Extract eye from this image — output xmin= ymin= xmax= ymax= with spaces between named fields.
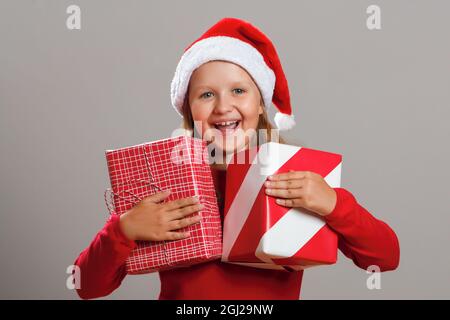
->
xmin=233 ymin=88 xmax=245 ymax=95
xmin=200 ymin=92 xmax=214 ymax=99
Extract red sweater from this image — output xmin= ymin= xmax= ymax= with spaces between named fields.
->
xmin=74 ymin=187 xmax=400 ymax=300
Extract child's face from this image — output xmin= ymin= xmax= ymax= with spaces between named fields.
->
xmin=187 ymin=60 xmax=263 ymax=154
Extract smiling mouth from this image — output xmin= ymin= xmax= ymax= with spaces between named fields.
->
xmin=213 ymin=120 xmax=241 ymax=133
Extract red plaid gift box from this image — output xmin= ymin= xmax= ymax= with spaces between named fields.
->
xmin=222 ymin=142 xmax=342 ymax=271
xmin=104 ymin=135 xmax=222 ymax=274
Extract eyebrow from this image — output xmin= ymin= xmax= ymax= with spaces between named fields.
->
xmin=230 ymin=81 xmax=251 ymax=87
xmin=191 ymin=81 xmax=251 ymax=92
xmin=190 ymin=85 xmax=211 ymax=93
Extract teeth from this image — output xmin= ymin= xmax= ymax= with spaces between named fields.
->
xmin=215 ymin=121 xmax=238 ymax=126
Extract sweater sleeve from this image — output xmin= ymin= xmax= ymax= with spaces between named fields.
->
xmin=73 ymin=213 xmax=137 ymax=299
xmin=324 ymin=188 xmax=400 ymax=272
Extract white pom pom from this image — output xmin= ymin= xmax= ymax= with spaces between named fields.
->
xmin=274 ymin=112 xmax=296 ymax=131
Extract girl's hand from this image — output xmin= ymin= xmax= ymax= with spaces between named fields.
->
xmin=119 ymin=190 xmax=204 ymax=241
xmin=264 ymin=170 xmax=337 ymax=217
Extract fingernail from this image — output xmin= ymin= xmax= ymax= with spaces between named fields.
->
xmin=265 ymin=181 xmax=271 ymax=187
xmin=266 ymin=188 xmax=272 ymax=194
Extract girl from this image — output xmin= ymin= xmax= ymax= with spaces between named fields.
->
xmin=74 ymin=17 xmax=399 ymax=300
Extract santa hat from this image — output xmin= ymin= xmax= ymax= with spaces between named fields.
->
xmin=170 ymin=17 xmax=296 ymax=131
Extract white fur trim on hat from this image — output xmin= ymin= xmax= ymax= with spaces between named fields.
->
xmin=171 ymin=36 xmax=276 ymax=117
xmin=274 ymin=112 xmax=296 ymax=131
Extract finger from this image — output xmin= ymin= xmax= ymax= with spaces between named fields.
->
xmin=265 ymin=188 xmax=302 ymax=199
xmin=167 ymin=214 xmax=202 ymax=231
xmin=168 ymin=203 xmax=204 ymax=220
xmin=275 ymin=198 xmax=304 ymax=207
xmin=164 ymin=231 xmax=192 ymax=241
xmin=264 ymin=179 xmax=304 ymax=189
xmin=163 ymin=196 xmax=199 ymax=211
xmin=142 ymin=190 xmax=171 ymax=203
xmin=268 ymin=171 xmax=308 ymax=181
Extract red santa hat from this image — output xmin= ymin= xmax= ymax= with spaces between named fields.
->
xmin=170 ymin=17 xmax=296 ymax=131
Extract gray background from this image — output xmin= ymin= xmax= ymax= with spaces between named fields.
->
xmin=1 ymin=0 xmax=449 ymax=299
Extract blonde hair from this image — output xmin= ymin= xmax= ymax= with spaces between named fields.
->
xmin=180 ymin=88 xmax=287 ymax=146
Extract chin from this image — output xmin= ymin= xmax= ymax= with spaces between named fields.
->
xmin=212 ymin=141 xmax=244 ymax=152
xmin=210 ymin=138 xmax=247 ymax=157
xmin=202 ymin=124 xmax=257 ymax=160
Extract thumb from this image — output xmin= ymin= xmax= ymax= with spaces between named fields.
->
xmin=144 ymin=190 xmax=171 ymax=203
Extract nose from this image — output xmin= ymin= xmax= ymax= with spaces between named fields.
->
xmin=213 ymin=93 xmax=234 ymax=114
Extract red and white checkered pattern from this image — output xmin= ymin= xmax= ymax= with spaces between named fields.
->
xmin=222 ymin=142 xmax=341 ymax=271
xmin=104 ymin=135 xmax=222 ymax=274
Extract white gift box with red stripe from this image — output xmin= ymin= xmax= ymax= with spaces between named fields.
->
xmin=222 ymin=142 xmax=342 ymax=271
